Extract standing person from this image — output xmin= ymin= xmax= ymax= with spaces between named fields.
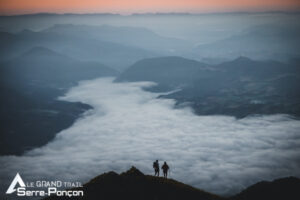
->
xmin=162 ymin=161 xmax=169 ymax=178
xmin=153 ymin=160 xmax=159 ymax=176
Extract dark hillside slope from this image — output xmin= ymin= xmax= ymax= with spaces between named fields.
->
xmin=45 ymin=167 xmax=300 ymax=200
xmin=231 ymin=177 xmax=300 ymax=200
xmin=117 ymin=56 xmax=300 ymax=117
xmin=0 ymin=47 xmax=118 ymax=155
xmin=1 ymin=46 xmax=117 ymax=89
xmin=46 ymin=167 xmax=223 ymax=200
xmin=116 ymin=56 xmax=211 ymax=91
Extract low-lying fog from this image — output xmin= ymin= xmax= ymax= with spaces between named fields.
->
xmin=1 ymin=78 xmax=300 ymax=196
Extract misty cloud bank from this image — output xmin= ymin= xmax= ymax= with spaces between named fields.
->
xmin=1 ymin=78 xmax=300 ymax=196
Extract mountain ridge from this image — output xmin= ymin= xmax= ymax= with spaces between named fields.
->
xmin=0 ymin=29 xmax=156 ymax=70
xmin=116 ymin=56 xmax=211 ymax=91
xmin=45 ymin=166 xmax=223 ymax=200
xmin=42 ymin=24 xmax=192 ymax=55
xmin=0 ymin=46 xmax=118 ymax=155
xmin=45 ymin=167 xmax=300 ymax=200
xmin=116 ymin=56 xmax=300 ymax=118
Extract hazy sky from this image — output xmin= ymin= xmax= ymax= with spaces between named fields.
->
xmin=0 ymin=0 xmax=300 ymax=15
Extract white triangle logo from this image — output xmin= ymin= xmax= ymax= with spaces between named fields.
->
xmin=6 ymin=173 xmax=26 ymax=194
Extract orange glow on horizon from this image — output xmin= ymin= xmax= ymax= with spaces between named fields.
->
xmin=0 ymin=0 xmax=300 ymax=15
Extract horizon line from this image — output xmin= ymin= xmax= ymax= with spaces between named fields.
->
xmin=1 ymin=9 xmax=300 ymax=17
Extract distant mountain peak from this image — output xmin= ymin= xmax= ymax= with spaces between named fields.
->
xmin=21 ymin=46 xmax=66 ymax=58
xmin=53 ymin=23 xmax=74 ymax=27
xmin=217 ymin=56 xmax=256 ymax=69
xmin=234 ymin=56 xmax=253 ymax=62
xmin=18 ymin=29 xmax=35 ymax=35
xmin=121 ymin=166 xmax=145 ymax=177
xmin=50 ymin=24 xmax=79 ymax=30
xmin=135 ymin=56 xmax=207 ymax=66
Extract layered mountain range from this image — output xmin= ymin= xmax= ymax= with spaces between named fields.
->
xmin=117 ymin=56 xmax=300 ymax=118
xmin=1 ymin=24 xmax=299 ymax=155
xmin=0 ymin=46 xmax=118 ymax=155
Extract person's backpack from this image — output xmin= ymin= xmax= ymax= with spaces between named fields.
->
xmin=153 ymin=162 xmax=157 ymax=169
xmin=162 ymin=164 xmax=169 ymax=171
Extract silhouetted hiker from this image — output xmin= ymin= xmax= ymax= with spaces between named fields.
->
xmin=162 ymin=161 xmax=169 ymax=178
xmin=153 ymin=160 xmax=159 ymax=176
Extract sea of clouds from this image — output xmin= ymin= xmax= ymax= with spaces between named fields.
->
xmin=1 ymin=77 xmax=300 ymax=197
